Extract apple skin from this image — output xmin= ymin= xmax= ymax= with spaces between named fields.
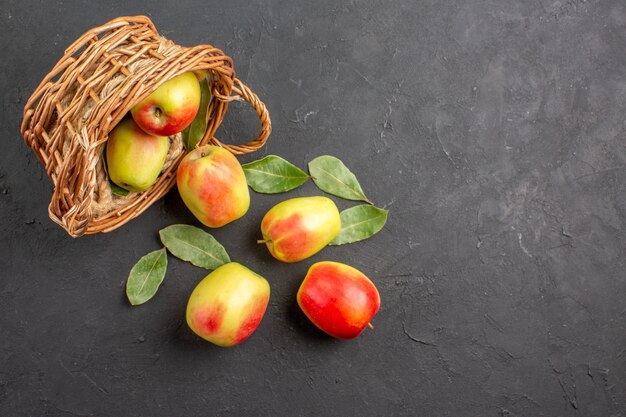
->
xmin=105 ymin=118 xmax=169 ymax=192
xmin=186 ymin=262 xmax=270 ymax=347
xmin=260 ymin=196 xmax=341 ymax=263
xmin=297 ymin=261 xmax=380 ymax=339
xmin=131 ymin=72 xmax=201 ymax=136
xmin=177 ymin=145 xmax=250 ymax=228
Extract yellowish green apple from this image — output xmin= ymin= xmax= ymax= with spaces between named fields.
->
xmin=186 ymin=262 xmax=270 ymax=347
xmin=105 ymin=118 xmax=169 ymax=192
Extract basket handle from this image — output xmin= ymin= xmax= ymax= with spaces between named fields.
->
xmin=210 ymin=78 xmax=271 ymax=155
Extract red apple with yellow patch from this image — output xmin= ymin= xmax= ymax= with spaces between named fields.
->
xmin=259 ymin=196 xmax=340 ymax=262
xmin=297 ymin=261 xmax=380 ymax=339
xmin=131 ymin=72 xmax=201 ymax=136
xmin=186 ymin=262 xmax=270 ymax=347
xmin=177 ymin=145 xmax=250 ymax=228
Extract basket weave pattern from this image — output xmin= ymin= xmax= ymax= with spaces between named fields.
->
xmin=20 ymin=16 xmax=271 ymax=237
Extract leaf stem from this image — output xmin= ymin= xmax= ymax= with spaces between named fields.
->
xmin=367 ymin=322 xmax=374 ymax=330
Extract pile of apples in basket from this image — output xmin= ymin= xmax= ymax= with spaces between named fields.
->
xmin=115 ymin=71 xmax=389 ymax=347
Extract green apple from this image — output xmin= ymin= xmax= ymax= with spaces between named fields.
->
xmin=105 ymin=118 xmax=169 ymax=192
xmin=131 ymin=71 xmax=201 ymax=136
xmin=259 ymin=196 xmax=341 ymax=262
xmin=186 ymin=262 xmax=270 ymax=347
xmin=177 ymin=145 xmax=250 ymax=228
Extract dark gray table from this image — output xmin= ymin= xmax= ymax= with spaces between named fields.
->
xmin=2 ymin=1 xmax=625 ymax=416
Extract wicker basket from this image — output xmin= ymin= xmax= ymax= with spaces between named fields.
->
xmin=20 ymin=15 xmax=271 ymax=237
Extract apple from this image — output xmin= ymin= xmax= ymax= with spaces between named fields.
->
xmin=297 ymin=261 xmax=380 ymax=339
xmin=259 ymin=196 xmax=341 ymax=262
xmin=105 ymin=118 xmax=169 ymax=192
xmin=186 ymin=262 xmax=270 ymax=347
xmin=177 ymin=145 xmax=250 ymax=227
xmin=131 ymin=71 xmax=201 ymax=136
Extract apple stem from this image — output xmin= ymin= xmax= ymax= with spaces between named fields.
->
xmin=257 ymin=239 xmax=267 ymax=244
xmin=367 ymin=322 xmax=374 ymax=330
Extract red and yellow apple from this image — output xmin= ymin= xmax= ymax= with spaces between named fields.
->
xmin=297 ymin=261 xmax=380 ymax=339
xmin=177 ymin=145 xmax=250 ymax=228
xmin=186 ymin=262 xmax=270 ymax=347
xmin=131 ymin=71 xmax=201 ymax=136
xmin=259 ymin=196 xmax=341 ymax=263
xmin=105 ymin=118 xmax=169 ymax=192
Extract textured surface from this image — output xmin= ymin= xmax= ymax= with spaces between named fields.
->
xmin=1 ymin=0 xmax=625 ymax=416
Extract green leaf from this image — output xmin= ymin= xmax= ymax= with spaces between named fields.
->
xmin=182 ymin=78 xmax=212 ymax=150
xmin=330 ymin=205 xmax=388 ymax=245
xmin=308 ymin=155 xmax=372 ymax=204
xmin=159 ymin=224 xmax=230 ymax=270
xmin=126 ymin=248 xmax=168 ymax=306
xmin=110 ymin=183 xmax=130 ymax=196
xmin=242 ymin=155 xmax=310 ymax=193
